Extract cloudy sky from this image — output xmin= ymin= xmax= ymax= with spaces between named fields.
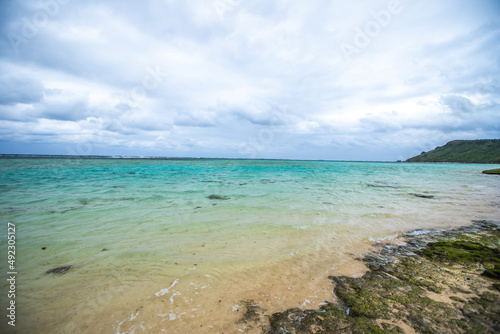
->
xmin=1 ymin=0 xmax=499 ymax=160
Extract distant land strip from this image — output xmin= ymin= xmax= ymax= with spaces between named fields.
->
xmin=406 ymin=139 xmax=500 ymax=164
xmin=0 ymin=154 xmax=206 ymax=160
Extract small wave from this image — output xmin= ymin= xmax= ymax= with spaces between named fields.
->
xmin=129 ymin=309 xmax=140 ymax=321
xmin=155 ymin=279 xmax=179 ymax=297
xmin=289 ymin=248 xmax=299 ymax=257
xmin=301 ymin=299 xmax=312 ymax=309
xmin=170 ymin=291 xmax=181 ymax=304
xmin=293 ymin=225 xmax=310 ymax=230
xmin=369 ymin=233 xmax=400 ymax=242
xmin=405 ymin=229 xmax=433 ymax=236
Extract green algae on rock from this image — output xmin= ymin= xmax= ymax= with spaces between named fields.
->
xmin=483 ymin=168 xmax=500 ymax=175
xmin=421 ymin=240 xmax=500 ymax=265
xmin=238 ymin=300 xmax=267 ymax=324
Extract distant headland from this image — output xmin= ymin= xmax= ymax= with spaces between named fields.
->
xmin=406 ymin=139 xmax=500 ymax=164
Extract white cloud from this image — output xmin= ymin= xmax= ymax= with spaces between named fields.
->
xmin=0 ymin=0 xmax=499 ymax=159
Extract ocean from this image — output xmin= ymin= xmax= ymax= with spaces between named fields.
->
xmin=1 ymin=158 xmax=499 ymax=333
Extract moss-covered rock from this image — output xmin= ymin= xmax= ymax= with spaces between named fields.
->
xmin=238 ymin=300 xmax=266 ymax=324
xmin=421 ymin=240 xmax=500 ymax=265
xmin=483 ymin=168 xmax=500 ymax=175
xmin=483 ymin=267 xmax=500 ymax=279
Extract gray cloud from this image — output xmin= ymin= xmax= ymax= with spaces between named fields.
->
xmin=37 ymin=96 xmax=90 ymax=121
xmin=440 ymin=95 xmax=475 ymax=115
xmin=0 ymin=74 xmax=44 ymax=105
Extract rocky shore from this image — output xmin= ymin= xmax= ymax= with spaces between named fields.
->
xmin=237 ymin=220 xmax=500 ymax=333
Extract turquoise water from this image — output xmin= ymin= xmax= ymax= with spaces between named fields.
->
xmin=1 ymin=158 xmax=499 ymax=333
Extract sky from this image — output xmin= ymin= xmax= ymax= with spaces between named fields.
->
xmin=0 ymin=0 xmax=499 ymax=161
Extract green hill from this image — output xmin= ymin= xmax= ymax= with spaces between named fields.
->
xmin=406 ymin=139 xmax=500 ymax=163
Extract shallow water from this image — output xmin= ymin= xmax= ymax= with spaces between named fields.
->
xmin=1 ymin=158 xmax=499 ymax=333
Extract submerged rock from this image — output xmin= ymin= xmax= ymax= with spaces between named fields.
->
xmin=410 ymin=193 xmax=435 ymax=199
xmin=208 ymin=195 xmax=230 ymax=200
xmin=483 ymin=168 xmax=500 ymax=175
xmin=237 ymin=300 xmax=267 ymax=325
xmin=46 ymin=265 xmax=73 ymax=275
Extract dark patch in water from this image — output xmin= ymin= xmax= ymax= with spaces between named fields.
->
xmin=237 ymin=300 xmax=267 ymax=325
xmin=208 ymin=195 xmax=230 ymax=200
xmin=128 ymin=171 xmax=136 ymax=174
xmin=59 ymin=206 xmax=80 ymax=214
xmin=101 ymin=248 xmax=110 ymax=252
xmin=5 ymin=207 xmax=25 ymax=212
xmin=410 ymin=193 xmax=435 ymax=199
xmin=46 ymin=265 xmax=73 ymax=275
xmin=367 ymin=183 xmax=399 ymax=189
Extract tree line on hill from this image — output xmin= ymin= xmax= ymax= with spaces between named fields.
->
xmin=406 ymin=139 xmax=500 ymax=164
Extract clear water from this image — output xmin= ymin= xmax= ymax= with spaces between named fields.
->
xmin=1 ymin=158 xmax=499 ymax=333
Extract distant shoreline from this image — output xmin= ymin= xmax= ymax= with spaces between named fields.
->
xmin=0 ymin=154 xmax=398 ymax=163
xmin=2 ymin=154 xmax=500 ymax=164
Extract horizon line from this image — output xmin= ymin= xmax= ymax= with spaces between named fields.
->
xmin=0 ymin=153 xmax=402 ymax=163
